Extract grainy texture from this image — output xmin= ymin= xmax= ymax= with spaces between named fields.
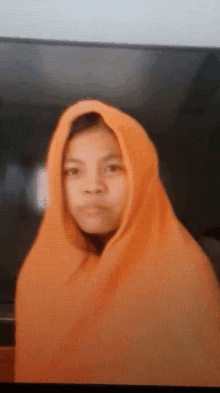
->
xmin=15 ymin=99 xmax=220 ymax=385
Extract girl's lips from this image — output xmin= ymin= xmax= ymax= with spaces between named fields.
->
xmin=83 ymin=207 xmax=104 ymax=215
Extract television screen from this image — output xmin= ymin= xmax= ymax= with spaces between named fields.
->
xmin=0 ymin=37 xmax=220 ymax=334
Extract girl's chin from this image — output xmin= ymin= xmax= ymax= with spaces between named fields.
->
xmin=81 ymin=226 xmax=110 ymax=235
xmin=78 ymin=221 xmax=117 ymax=236
xmin=74 ymin=215 xmax=119 ymax=235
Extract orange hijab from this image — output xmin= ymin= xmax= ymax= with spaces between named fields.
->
xmin=15 ymin=99 xmax=220 ymax=385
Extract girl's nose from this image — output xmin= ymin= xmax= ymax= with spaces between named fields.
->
xmin=84 ymin=175 xmax=106 ymax=194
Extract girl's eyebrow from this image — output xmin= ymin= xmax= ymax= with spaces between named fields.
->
xmin=65 ymin=153 xmax=122 ymax=164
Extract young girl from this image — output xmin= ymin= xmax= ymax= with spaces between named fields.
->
xmin=15 ymin=99 xmax=220 ymax=385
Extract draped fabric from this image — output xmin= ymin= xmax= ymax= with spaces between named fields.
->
xmin=15 ymin=99 xmax=220 ymax=385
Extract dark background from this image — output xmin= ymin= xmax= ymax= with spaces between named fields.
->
xmin=1 ymin=38 xmax=220 ymax=310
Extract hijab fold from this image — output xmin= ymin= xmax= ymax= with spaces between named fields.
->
xmin=15 ymin=99 xmax=220 ymax=385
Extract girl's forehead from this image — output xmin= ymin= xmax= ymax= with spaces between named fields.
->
xmin=71 ymin=123 xmax=117 ymax=141
xmin=64 ymin=126 xmax=121 ymax=156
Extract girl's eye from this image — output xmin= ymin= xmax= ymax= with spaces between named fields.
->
xmin=63 ymin=165 xmax=122 ymax=176
xmin=107 ymin=165 xmax=121 ymax=172
xmin=63 ymin=168 xmax=79 ymax=176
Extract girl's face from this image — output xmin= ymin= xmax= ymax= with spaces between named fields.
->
xmin=62 ymin=122 xmax=128 ymax=235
